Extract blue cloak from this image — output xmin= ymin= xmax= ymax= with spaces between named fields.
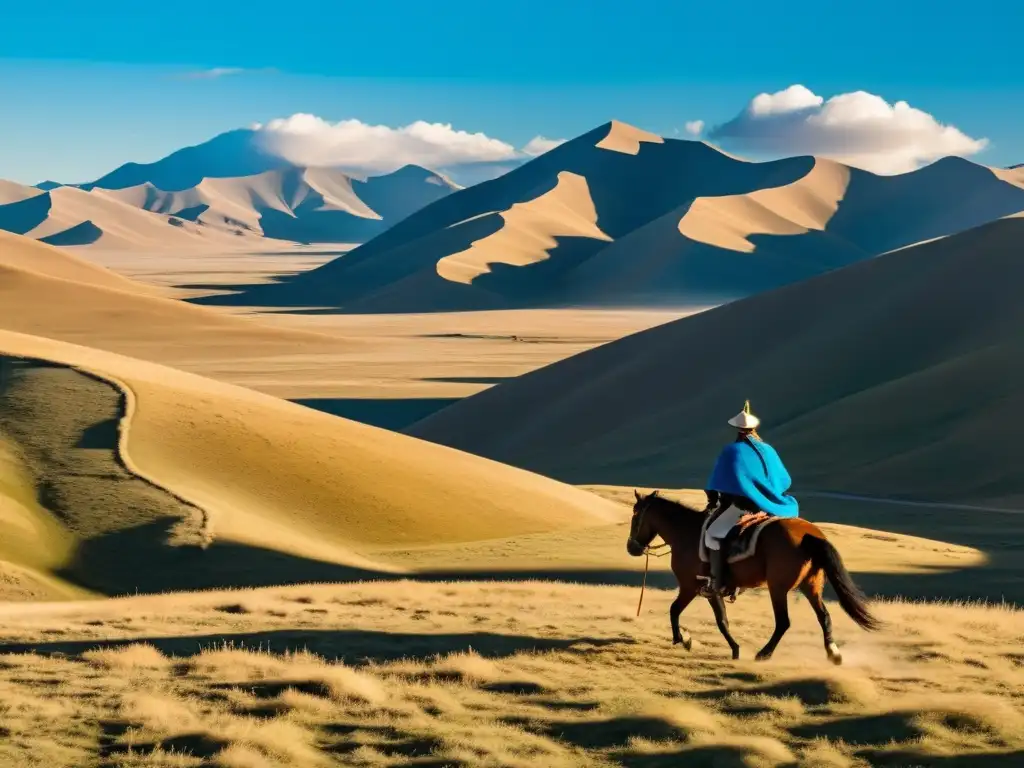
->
xmin=706 ymin=439 xmax=799 ymax=518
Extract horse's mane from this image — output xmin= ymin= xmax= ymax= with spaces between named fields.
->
xmin=644 ymin=491 xmax=708 ymax=516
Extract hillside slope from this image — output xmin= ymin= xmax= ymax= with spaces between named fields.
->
xmin=409 ymin=214 xmax=1024 ymax=506
xmin=0 ymin=329 xmax=621 ymax=597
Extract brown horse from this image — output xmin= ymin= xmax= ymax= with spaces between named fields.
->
xmin=626 ymin=490 xmax=880 ymax=664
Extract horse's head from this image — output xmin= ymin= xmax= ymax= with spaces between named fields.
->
xmin=627 ymin=489 xmax=662 ymax=556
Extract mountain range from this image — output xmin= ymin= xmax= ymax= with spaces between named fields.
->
xmin=3 ymin=119 xmax=1023 ymax=312
xmin=190 ymin=120 xmax=1024 ymax=313
xmin=0 ymin=128 xmax=462 ymax=248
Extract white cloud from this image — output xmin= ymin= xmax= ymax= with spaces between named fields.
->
xmin=748 ymin=84 xmax=823 ymax=116
xmin=252 ymin=114 xmax=520 ymax=173
xmin=251 ymin=114 xmax=566 ymax=173
xmin=179 ymin=67 xmax=247 ymax=80
xmin=522 ymin=136 xmax=567 ymax=156
xmin=708 ymin=85 xmax=988 ymax=174
xmin=684 ymin=120 xmax=705 ymax=137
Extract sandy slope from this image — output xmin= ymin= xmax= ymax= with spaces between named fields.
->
xmin=409 ymin=215 xmax=1024 ymax=506
xmin=0 ymin=329 xmax=621 ymax=596
xmin=435 ymin=171 xmax=612 ymax=284
xmin=993 ymin=164 xmax=1024 ymax=190
xmin=193 ymin=121 xmax=1024 ymax=313
xmin=676 ymin=158 xmax=851 ymax=251
xmin=0 ymin=229 xmax=160 ymax=294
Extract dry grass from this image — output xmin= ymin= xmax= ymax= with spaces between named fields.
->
xmin=0 ymin=580 xmax=1021 ymax=767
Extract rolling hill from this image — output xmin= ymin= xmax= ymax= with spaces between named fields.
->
xmin=408 ymin=213 xmax=1024 ymax=507
xmin=0 ymin=327 xmax=621 ymax=599
xmin=0 ymin=230 xmax=360 ymax=366
xmin=193 ymin=120 xmax=1024 ymax=313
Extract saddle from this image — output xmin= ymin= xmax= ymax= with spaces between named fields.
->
xmin=697 ymin=509 xmax=778 ymax=601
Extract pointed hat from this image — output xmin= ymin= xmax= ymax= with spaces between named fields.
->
xmin=727 ymin=400 xmax=761 ymax=429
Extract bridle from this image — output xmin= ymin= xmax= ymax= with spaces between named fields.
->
xmin=629 ymin=495 xmax=671 ymax=556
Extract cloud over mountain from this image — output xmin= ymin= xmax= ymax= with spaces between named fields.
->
xmin=709 ymin=85 xmax=988 ymax=173
xmin=251 ymin=115 xmax=500 ymax=173
xmin=249 ymin=114 xmax=566 ymax=175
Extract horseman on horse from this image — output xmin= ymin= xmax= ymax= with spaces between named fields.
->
xmin=625 ymin=399 xmax=879 ymax=662
xmin=702 ymin=400 xmax=799 ymax=597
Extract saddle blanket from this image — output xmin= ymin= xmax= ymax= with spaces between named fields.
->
xmin=698 ymin=511 xmax=780 ymax=564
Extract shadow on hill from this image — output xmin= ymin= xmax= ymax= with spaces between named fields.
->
xmin=51 ymin=509 xmax=1024 ymax=607
xmin=57 ymin=518 xmax=391 ymax=595
xmin=0 ymin=626 xmax=629 ymax=664
xmin=292 ymin=397 xmax=460 ymax=431
xmin=39 ymin=220 xmax=104 ymax=246
xmin=0 ymin=192 xmax=52 ymax=234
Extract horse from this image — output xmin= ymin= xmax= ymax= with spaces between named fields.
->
xmin=626 ymin=490 xmax=881 ymax=664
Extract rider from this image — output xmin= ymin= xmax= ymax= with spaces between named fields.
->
xmin=703 ymin=400 xmax=799 ymax=595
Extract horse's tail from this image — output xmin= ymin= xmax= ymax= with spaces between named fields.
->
xmin=801 ymin=535 xmax=882 ymax=631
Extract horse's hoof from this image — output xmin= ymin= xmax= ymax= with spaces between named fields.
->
xmin=731 ymin=647 xmax=740 ymax=660
xmin=673 ymin=636 xmax=692 ymax=651
xmin=755 ymin=652 xmax=772 ymax=662
xmin=829 ymin=653 xmax=843 ymax=666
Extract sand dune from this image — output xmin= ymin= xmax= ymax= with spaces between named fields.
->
xmin=0 ymin=329 xmax=621 ymax=597
xmin=196 ymin=120 xmax=1024 ymax=313
xmin=409 ymin=215 xmax=1024 ymax=507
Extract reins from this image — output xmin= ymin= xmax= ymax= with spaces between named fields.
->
xmin=635 ymin=541 xmax=671 ymax=617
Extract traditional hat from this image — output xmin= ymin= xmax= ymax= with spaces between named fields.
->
xmin=727 ymin=400 xmax=760 ymax=429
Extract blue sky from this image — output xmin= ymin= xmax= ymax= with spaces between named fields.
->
xmin=1 ymin=0 xmax=1021 ymax=183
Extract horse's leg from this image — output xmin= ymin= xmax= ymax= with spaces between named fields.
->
xmin=755 ymin=581 xmax=792 ymax=661
xmin=708 ymin=594 xmax=741 ymax=660
xmin=670 ymin=587 xmax=697 ymax=650
xmin=800 ymin=570 xmax=842 ymax=666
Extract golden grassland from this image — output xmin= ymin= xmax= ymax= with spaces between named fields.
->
xmin=0 ymin=581 xmax=1022 ymax=767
